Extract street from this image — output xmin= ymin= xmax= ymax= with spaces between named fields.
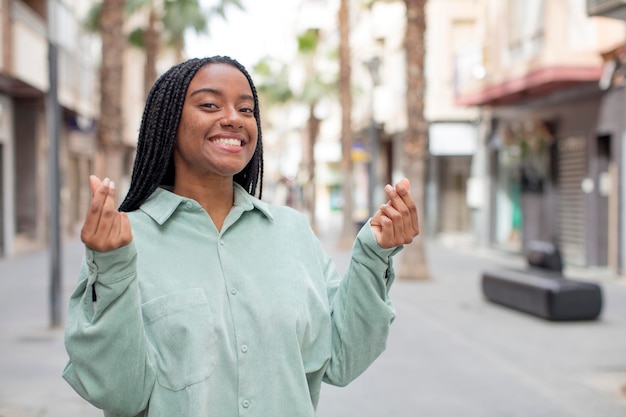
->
xmin=1 ymin=226 xmax=625 ymax=417
xmin=317 ymin=235 xmax=626 ymax=417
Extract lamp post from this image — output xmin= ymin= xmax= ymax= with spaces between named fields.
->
xmin=47 ymin=0 xmax=62 ymax=328
xmin=363 ymin=56 xmax=381 ymax=217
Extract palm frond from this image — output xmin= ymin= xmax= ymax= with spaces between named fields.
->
xmin=128 ymin=27 xmax=146 ymax=48
xmin=83 ymin=2 xmax=102 ymax=33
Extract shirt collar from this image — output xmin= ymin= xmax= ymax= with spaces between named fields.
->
xmin=140 ymin=183 xmax=273 ymax=225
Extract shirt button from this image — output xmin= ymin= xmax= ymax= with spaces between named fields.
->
xmin=230 ymin=288 xmax=237 ymax=295
xmin=241 ymin=344 xmax=248 ymax=353
xmin=185 ymin=202 xmax=193 ymax=209
xmin=219 ymin=239 xmax=225 ymax=246
xmin=242 ymin=400 xmax=250 ymax=408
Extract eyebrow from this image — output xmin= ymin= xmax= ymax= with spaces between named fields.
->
xmin=189 ymin=87 xmax=254 ymax=102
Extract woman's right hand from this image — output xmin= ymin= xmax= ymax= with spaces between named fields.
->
xmin=80 ymin=175 xmax=133 ymax=252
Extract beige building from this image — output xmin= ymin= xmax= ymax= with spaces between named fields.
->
xmin=346 ymin=0 xmax=481 ymax=236
xmin=0 ymin=0 xmax=99 ymax=257
xmin=0 ymin=0 xmax=175 ymax=258
xmin=273 ymin=0 xmax=481 ymax=235
xmin=455 ymin=0 xmax=626 ymax=270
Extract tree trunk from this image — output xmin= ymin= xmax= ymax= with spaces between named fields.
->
xmin=305 ymin=103 xmax=320 ymax=232
xmin=144 ymin=6 xmax=159 ymax=98
xmin=337 ymin=0 xmax=355 ymax=249
xmin=398 ymin=0 xmax=430 ymax=279
xmin=174 ymin=37 xmax=185 ymax=63
xmin=97 ymin=0 xmax=126 ymax=198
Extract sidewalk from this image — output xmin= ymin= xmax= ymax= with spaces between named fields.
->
xmin=0 ymin=238 xmax=100 ymax=417
xmin=1 ymin=224 xmax=626 ymax=417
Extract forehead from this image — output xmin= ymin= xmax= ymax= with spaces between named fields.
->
xmin=187 ymin=63 xmax=253 ymax=96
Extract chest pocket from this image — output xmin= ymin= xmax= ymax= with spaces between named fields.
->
xmin=142 ymin=288 xmax=216 ymax=391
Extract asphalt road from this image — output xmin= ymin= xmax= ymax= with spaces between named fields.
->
xmin=317 ymin=237 xmax=626 ymax=417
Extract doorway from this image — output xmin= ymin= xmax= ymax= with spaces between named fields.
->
xmin=596 ymin=134 xmax=612 ymax=267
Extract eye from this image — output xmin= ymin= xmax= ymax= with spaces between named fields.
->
xmin=240 ymin=106 xmax=255 ymax=114
xmin=200 ymin=102 xmax=218 ymax=110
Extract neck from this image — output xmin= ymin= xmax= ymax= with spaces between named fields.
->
xmin=173 ymin=177 xmax=234 ymax=231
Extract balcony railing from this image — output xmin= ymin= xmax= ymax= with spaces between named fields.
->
xmin=9 ymin=0 xmax=97 ymax=115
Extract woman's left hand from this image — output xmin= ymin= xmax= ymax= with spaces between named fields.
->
xmin=370 ymin=178 xmax=420 ymax=248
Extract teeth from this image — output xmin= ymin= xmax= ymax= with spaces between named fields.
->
xmin=213 ymin=138 xmax=242 ymax=147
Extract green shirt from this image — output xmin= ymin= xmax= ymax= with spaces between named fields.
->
xmin=63 ymin=184 xmax=401 ymax=417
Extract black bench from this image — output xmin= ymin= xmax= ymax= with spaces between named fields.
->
xmin=481 ymin=241 xmax=603 ymax=321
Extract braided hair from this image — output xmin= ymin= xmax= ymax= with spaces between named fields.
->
xmin=118 ymin=56 xmax=264 ymax=212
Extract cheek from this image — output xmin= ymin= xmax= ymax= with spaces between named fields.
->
xmin=177 ymin=116 xmax=203 ymax=146
xmin=180 ymin=115 xmax=199 ymax=134
xmin=248 ymin=121 xmax=259 ymax=143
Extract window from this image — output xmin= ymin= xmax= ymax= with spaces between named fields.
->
xmin=507 ymin=0 xmax=544 ymax=60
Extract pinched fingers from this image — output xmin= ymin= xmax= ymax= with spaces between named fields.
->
xmin=384 ymin=182 xmax=419 ymax=243
xmin=371 ymin=179 xmax=420 ymax=248
xmin=377 ymin=203 xmax=406 ymax=248
xmin=81 ymin=176 xmax=109 ymax=241
xmin=393 ymin=180 xmax=420 ymax=237
xmin=81 ymin=176 xmax=133 ymax=252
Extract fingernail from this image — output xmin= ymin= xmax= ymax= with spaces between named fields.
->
xmin=385 ymin=184 xmax=393 ymax=192
xmin=109 ymin=181 xmax=116 ymax=190
xmin=102 ymin=178 xmax=110 ymax=187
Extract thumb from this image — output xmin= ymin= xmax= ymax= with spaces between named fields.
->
xmin=89 ymin=175 xmax=102 ymax=195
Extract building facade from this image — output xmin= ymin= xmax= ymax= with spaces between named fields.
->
xmin=0 ymin=0 xmax=99 ymax=257
xmin=0 ymin=0 xmax=172 ymax=258
xmin=455 ymin=0 xmax=626 ymax=270
xmin=347 ymin=0 xmax=480 ymax=238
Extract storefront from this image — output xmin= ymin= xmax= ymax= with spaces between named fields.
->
xmin=485 ymin=87 xmax=617 ymax=268
xmin=427 ymin=122 xmax=477 ymax=236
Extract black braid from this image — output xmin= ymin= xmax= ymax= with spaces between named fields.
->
xmin=119 ymin=56 xmax=264 ymax=212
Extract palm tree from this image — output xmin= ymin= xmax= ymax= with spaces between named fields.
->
xmin=296 ymin=29 xmax=336 ymax=232
xmin=128 ymin=0 xmax=244 ymax=96
xmin=253 ymin=57 xmax=294 ymax=106
xmin=398 ymin=0 xmax=430 ymax=279
xmin=337 ymin=0 xmax=355 ymax=249
xmin=253 ymin=31 xmax=335 ymax=231
xmin=96 ymin=0 xmax=126 ymax=193
xmin=86 ymin=0 xmax=244 ymax=98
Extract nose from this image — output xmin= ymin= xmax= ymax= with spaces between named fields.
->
xmin=220 ymin=107 xmax=244 ymax=129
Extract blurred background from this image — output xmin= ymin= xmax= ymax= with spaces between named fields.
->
xmin=5 ymin=0 xmax=626 ymax=275
xmin=1 ymin=0 xmax=626 ymax=416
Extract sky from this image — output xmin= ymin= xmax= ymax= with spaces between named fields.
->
xmin=185 ymin=0 xmax=302 ymax=69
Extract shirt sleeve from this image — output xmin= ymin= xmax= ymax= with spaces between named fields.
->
xmin=322 ymin=221 xmax=402 ymax=386
xmin=62 ymin=242 xmax=155 ymax=416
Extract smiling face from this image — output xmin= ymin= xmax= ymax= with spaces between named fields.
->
xmin=173 ymin=63 xmax=259 ymax=185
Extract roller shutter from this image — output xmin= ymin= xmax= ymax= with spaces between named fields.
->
xmin=557 ymin=136 xmax=587 ymax=266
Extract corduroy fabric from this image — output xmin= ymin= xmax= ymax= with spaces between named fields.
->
xmin=63 ymin=183 xmax=401 ymax=417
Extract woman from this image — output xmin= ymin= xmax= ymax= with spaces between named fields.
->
xmin=63 ymin=56 xmax=419 ymax=417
